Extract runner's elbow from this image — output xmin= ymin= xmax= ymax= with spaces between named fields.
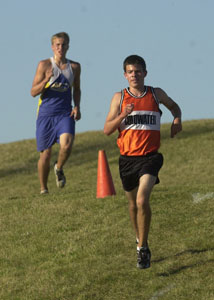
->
xmin=103 ymin=126 xmax=111 ymax=136
xmin=31 ymin=89 xmax=36 ymax=97
xmin=31 ymin=88 xmax=39 ymax=97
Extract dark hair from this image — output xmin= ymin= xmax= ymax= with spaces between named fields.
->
xmin=123 ymin=55 xmax=147 ymax=72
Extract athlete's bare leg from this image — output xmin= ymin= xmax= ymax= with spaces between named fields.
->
xmin=126 ymin=187 xmax=139 ymax=241
xmin=136 ymin=174 xmax=156 ymax=247
xmin=56 ymin=133 xmax=74 ymax=169
xmin=126 ymin=174 xmax=156 ymax=247
xmin=38 ymin=148 xmax=52 ymax=191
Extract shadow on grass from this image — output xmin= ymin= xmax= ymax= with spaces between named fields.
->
xmin=0 ymin=158 xmax=37 ymax=179
xmin=157 ymin=259 xmax=214 ymax=277
xmin=153 ymin=248 xmax=214 ymax=277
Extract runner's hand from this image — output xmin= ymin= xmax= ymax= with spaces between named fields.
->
xmin=71 ymin=106 xmax=81 ymax=120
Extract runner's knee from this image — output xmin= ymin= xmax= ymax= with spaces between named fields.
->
xmin=60 ymin=134 xmax=73 ymax=151
xmin=136 ymin=195 xmax=150 ymax=209
xmin=60 ymin=142 xmax=72 ymax=153
xmin=40 ymin=150 xmax=51 ymax=163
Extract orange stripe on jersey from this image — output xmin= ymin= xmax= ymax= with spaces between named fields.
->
xmin=117 ymin=86 xmax=161 ymax=156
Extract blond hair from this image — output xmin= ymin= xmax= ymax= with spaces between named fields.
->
xmin=51 ymin=32 xmax=70 ymax=45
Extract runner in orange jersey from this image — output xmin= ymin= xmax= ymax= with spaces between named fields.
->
xmin=104 ymin=55 xmax=182 ymax=269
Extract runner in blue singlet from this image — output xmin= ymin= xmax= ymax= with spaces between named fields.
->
xmin=31 ymin=32 xmax=81 ymax=194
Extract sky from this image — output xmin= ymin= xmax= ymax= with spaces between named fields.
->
xmin=0 ymin=0 xmax=213 ymax=143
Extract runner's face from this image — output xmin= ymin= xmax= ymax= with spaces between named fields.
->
xmin=52 ymin=38 xmax=69 ymax=59
xmin=124 ymin=64 xmax=146 ymax=87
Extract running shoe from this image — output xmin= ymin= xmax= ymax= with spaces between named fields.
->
xmin=137 ymin=246 xmax=151 ymax=269
xmin=54 ymin=162 xmax=66 ymax=188
xmin=40 ymin=189 xmax=49 ymax=194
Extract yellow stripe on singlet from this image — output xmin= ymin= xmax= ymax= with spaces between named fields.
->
xmin=36 ymin=82 xmax=50 ymax=117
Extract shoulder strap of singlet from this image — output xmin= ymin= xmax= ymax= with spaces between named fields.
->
xmin=50 ymin=57 xmax=55 ymax=67
xmin=151 ymin=86 xmax=162 ymax=116
xmin=119 ymin=89 xmax=125 ymax=113
xmin=151 ymin=87 xmax=160 ymax=105
xmin=50 ymin=56 xmax=69 ymax=71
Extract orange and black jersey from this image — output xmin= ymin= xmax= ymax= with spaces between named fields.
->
xmin=117 ymin=86 xmax=162 ymax=156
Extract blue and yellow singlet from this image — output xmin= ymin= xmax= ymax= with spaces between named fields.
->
xmin=37 ymin=57 xmax=74 ymax=117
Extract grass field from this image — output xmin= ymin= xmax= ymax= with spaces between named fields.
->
xmin=0 ymin=119 xmax=213 ymax=300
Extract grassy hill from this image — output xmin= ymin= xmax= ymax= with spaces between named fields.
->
xmin=0 ymin=119 xmax=213 ymax=300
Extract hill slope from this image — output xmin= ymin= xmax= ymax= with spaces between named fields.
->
xmin=0 ymin=119 xmax=213 ymax=300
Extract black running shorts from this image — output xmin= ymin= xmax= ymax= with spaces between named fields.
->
xmin=119 ymin=152 xmax=164 ymax=192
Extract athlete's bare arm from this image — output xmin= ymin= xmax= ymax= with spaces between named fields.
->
xmin=154 ymin=87 xmax=182 ymax=138
xmin=104 ymin=92 xmax=134 ymax=135
xmin=70 ymin=61 xmax=81 ymax=120
xmin=31 ymin=59 xmax=53 ymax=97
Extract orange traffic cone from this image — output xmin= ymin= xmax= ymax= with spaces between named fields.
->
xmin=96 ymin=150 xmax=116 ymax=198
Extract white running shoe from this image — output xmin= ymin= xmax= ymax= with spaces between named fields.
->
xmin=54 ymin=162 xmax=66 ymax=188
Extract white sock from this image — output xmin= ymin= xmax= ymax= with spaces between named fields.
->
xmin=137 ymin=245 xmax=148 ymax=251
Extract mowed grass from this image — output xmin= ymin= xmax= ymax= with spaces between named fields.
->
xmin=0 ymin=119 xmax=213 ymax=300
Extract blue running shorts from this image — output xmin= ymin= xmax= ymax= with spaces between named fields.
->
xmin=36 ymin=113 xmax=75 ymax=152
